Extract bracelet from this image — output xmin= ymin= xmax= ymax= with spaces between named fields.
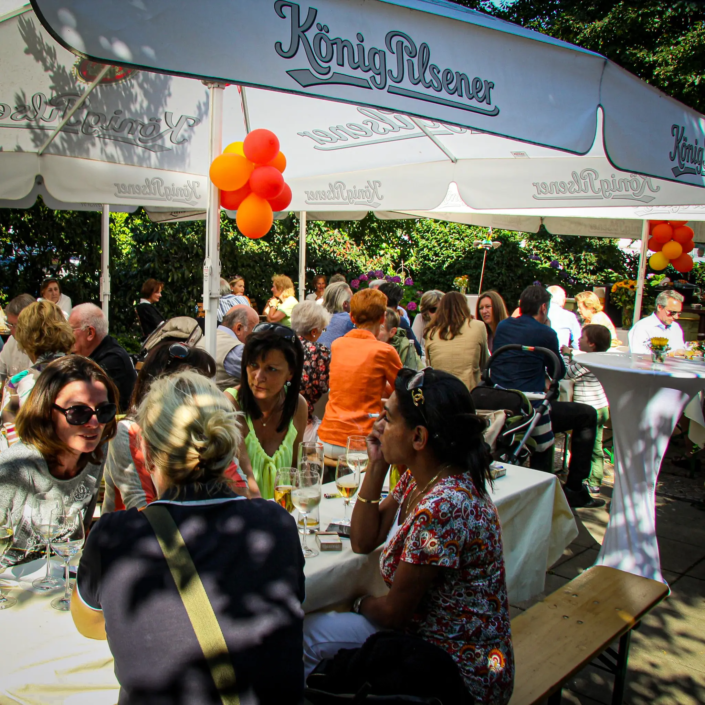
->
xmin=356 ymin=495 xmax=382 ymax=504
xmin=352 ymin=594 xmax=370 ymax=614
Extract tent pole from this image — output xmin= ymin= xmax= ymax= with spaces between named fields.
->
xmin=203 ymin=81 xmax=225 ymax=357
xmin=298 ymin=212 xmax=307 ymax=303
xmin=478 ymin=250 xmax=488 ymax=295
xmin=239 ymin=86 xmax=252 ymax=134
xmin=100 ymin=205 xmax=110 ymax=324
xmin=633 ymin=220 xmax=650 ymax=324
xmin=37 ymin=66 xmax=110 ymax=155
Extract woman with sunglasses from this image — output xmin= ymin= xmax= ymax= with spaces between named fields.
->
xmin=411 ymin=290 xmax=444 ymax=354
xmin=0 ymin=355 xmax=118 ymax=567
xmin=304 ymin=368 xmax=514 ymax=705
xmin=225 ymin=323 xmax=307 ymax=499
xmin=102 ymin=341 xmax=258 ymax=511
xmin=476 ymin=290 xmax=509 ymax=353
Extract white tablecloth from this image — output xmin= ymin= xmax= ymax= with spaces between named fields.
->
xmin=0 ymin=466 xmax=576 ymax=704
xmin=580 ymin=352 xmax=705 ymax=583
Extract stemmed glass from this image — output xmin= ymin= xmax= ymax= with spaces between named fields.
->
xmin=292 ymin=468 xmax=321 ymax=559
xmin=31 ymin=493 xmax=64 ymax=591
xmin=299 ymin=441 xmax=324 ymax=478
xmin=0 ymin=509 xmax=18 ymax=610
xmin=335 ymin=457 xmax=360 ymax=524
xmin=274 ymin=468 xmax=296 ymax=514
xmin=346 ymin=435 xmax=369 ymax=474
xmin=50 ymin=512 xmax=85 ymax=611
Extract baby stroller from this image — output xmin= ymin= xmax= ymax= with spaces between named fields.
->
xmin=471 ymin=344 xmax=562 ymax=465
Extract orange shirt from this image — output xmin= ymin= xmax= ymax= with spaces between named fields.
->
xmin=318 ymin=329 xmax=402 ymax=448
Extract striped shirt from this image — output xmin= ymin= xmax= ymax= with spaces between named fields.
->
xmin=564 ymin=358 xmax=609 ymax=409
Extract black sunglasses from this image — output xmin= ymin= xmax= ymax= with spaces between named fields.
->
xmin=53 ymin=403 xmax=117 ymax=426
xmin=253 ymin=322 xmax=297 ymax=344
xmin=168 ymin=343 xmax=191 ymax=360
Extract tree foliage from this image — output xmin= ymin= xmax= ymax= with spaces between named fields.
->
xmin=456 ymin=0 xmax=705 ymax=112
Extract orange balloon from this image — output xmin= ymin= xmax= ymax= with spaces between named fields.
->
xmin=651 ymin=223 xmax=674 ymax=243
xmin=671 ymin=253 xmax=694 ymax=273
xmin=672 ymin=225 xmax=694 ymax=244
xmin=649 ymin=252 xmax=670 ymax=271
xmin=221 ymin=184 xmax=251 ymax=210
xmin=236 ymin=194 xmax=273 ymax=239
xmin=668 ymin=220 xmax=688 ymax=226
xmin=682 ymin=239 xmax=695 ymax=254
xmin=266 ymin=151 xmax=287 ymax=173
xmin=648 ymin=237 xmax=663 ymax=252
xmin=223 ymin=141 xmax=245 ymax=156
xmin=662 ymin=241 xmax=683 ymax=260
xmin=209 ymin=154 xmax=254 ymax=191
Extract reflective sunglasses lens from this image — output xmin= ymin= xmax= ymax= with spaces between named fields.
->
xmin=65 ymin=406 xmax=94 ymax=425
xmin=96 ymin=404 xmax=117 ymax=424
xmin=169 ymin=343 xmax=190 ymax=359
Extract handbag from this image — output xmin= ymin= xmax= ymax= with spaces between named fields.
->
xmin=144 ymin=505 xmax=240 ymax=705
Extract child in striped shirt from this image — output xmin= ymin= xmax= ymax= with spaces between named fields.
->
xmin=563 ymin=324 xmax=611 ymax=495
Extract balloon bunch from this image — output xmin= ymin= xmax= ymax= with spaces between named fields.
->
xmin=648 ymin=220 xmax=695 ymax=273
xmin=209 ymin=129 xmax=292 ymax=239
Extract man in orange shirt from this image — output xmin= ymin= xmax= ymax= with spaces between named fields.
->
xmin=319 ymin=289 xmax=403 ymax=457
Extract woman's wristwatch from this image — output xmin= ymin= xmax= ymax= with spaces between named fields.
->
xmin=352 ymin=594 xmax=370 ymax=614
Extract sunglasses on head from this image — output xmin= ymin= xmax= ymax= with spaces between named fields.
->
xmin=399 ymin=367 xmax=432 ymax=424
xmin=168 ymin=343 xmax=191 ymax=361
xmin=253 ymin=322 xmax=297 ymax=344
xmin=53 ymin=403 xmax=117 ymax=426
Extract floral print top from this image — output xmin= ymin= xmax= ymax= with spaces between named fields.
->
xmin=298 ymin=337 xmax=331 ymax=422
xmin=380 ymin=471 xmax=514 ymax=705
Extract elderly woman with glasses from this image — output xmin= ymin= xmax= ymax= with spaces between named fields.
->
xmin=225 ymin=323 xmax=307 ymax=499
xmin=304 ymin=368 xmax=514 ymax=705
xmin=574 ymin=291 xmax=618 ymax=346
xmin=102 ymin=342 xmax=259 ymax=511
xmin=0 ymin=355 xmax=118 ymax=567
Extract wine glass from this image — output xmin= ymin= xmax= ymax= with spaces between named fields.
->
xmin=292 ymin=468 xmax=321 ymax=559
xmin=274 ymin=468 xmax=296 ymax=513
xmin=298 ymin=441 xmax=324 ymax=478
xmin=335 ymin=457 xmax=360 ymax=524
xmin=0 ymin=509 xmax=18 ymax=610
xmin=346 ymin=435 xmax=369 ymax=474
xmin=31 ymin=493 xmax=64 ymax=591
xmin=50 ymin=512 xmax=85 ymax=611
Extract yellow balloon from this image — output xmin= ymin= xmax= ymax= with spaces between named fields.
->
xmin=223 ymin=141 xmax=245 ymax=156
xmin=649 ymin=252 xmax=670 ymax=271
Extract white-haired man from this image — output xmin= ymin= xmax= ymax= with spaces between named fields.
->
xmin=217 ymin=278 xmax=241 ymax=323
xmin=547 ymin=285 xmax=581 ymax=349
xmin=69 ymin=304 xmax=136 ymax=412
xmin=0 ymin=294 xmax=34 ymax=383
xmin=629 ymin=290 xmax=687 ymax=355
xmin=198 ymin=304 xmax=259 ymax=390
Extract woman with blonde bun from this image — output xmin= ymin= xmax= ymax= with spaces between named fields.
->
xmin=71 ymin=370 xmax=306 ymax=704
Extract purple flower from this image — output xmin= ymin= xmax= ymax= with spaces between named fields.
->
xmin=549 ymin=260 xmax=561 ymax=269
xmin=533 ymin=280 xmax=543 ymax=287
xmin=375 ymin=270 xmax=384 ymax=278
xmin=405 ymin=277 xmax=414 ymax=286
xmin=359 ymin=274 xmax=368 ymax=281
xmin=367 ymin=271 xmax=376 ymax=278
xmin=406 ymin=302 xmax=418 ymax=312
xmin=559 ymin=270 xmax=569 ymax=279
xmin=392 ymin=276 xmax=401 ymax=283
xmin=350 ymin=279 xmax=360 ymax=289
xmin=385 ymin=275 xmax=393 ymax=281
xmin=528 ymin=254 xmax=541 ymax=261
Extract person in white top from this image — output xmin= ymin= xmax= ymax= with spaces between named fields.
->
xmin=547 ymin=285 xmax=581 ymax=349
xmin=629 ymin=290 xmax=687 ymax=355
xmin=38 ymin=278 xmax=72 ymax=317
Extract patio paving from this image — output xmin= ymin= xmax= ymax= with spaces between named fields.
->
xmin=509 ymin=484 xmax=705 ymax=704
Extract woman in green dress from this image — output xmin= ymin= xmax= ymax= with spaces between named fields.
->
xmin=225 ymin=323 xmax=308 ymax=498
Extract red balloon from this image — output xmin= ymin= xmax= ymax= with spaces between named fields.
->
xmin=236 ymin=194 xmax=274 ymax=239
xmin=249 ymin=166 xmax=284 ymax=200
xmin=651 ymin=223 xmax=674 ymax=244
xmin=671 ymin=253 xmax=694 ymax=273
xmin=268 ymin=182 xmax=292 ymax=212
xmin=672 ymin=225 xmax=694 ymax=244
xmin=668 ymin=220 xmax=688 ymax=227
xmin=221 ymin=184 xmax=251 ymax=210
xmin=681 ymin=239 xmax=695 ymax=253
xmin=649 ymin=220 xmax=667 ymax=232
xmin=243 ymin=129 xmax=280 ymax=165
xmin=648 ymin=237 xmax=663 ymax=252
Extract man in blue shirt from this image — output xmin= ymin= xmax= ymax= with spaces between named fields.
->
xmin=491 ymin=286 xmax=603 ymax=509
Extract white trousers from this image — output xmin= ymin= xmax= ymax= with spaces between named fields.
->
xmin=321 ymin=441 xmax=347 ymax=459
xmin=303 ymin=611 xmax=378 ymax=679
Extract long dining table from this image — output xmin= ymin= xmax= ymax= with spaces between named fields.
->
xmin=0 ymin=465 xmax=576 ymax=705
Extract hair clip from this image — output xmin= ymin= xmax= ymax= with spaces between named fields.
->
xmin=411 ymin=388 xmax=425 ymax=407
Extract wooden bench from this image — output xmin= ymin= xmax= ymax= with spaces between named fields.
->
xmin=509 ymin=566 xmax=669 ymax=705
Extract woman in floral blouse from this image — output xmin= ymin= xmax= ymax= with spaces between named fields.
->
xmin=290 ymin=301 xmax=332 ymax=426
xmin=303 ymin=368 xmax=514 ymax=705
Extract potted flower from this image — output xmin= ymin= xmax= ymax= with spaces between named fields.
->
xmin=453 ymin=275 xmax=469 ymax=296
xmin=649 ymin=336 xmax=670 ymax=364
xmin=610 ymin=280 xmax=638 ymax=327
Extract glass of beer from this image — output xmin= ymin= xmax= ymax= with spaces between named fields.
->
xmin=292 ymin=468 xmax=322 ymax=558
xmin=335 ymin=457 xmax=360 ymax=524
xmin=274 ymin=468 xmax=296 ymax=514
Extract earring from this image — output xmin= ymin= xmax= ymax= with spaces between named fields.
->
xmin=285 ymin=380 xmax=291 ymax=388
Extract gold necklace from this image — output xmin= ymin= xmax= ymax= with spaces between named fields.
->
xmin=406 ymin=465 xmax=450 ymax=515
